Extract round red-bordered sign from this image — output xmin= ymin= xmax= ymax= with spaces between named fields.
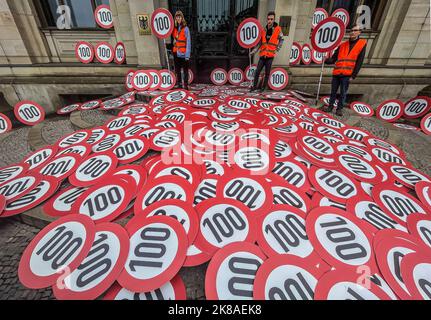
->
xmin=376 ymin=99 xmax=405 ymax=122
xmin=237 ymin=18 xmax=262 ymax=49
xmin=159 ymin=69 xmax=176 ymax=91
xmin=118 ymin=215 xmax=188 ymax=292
xmin=0 ymin=113 xmax=12 ymax=134
xmin=335 ymin=152 xmax=383 ymax=185
xmin=0 ymin=173 xmax=42 ymax=203
xmin=43 ymin=185 xmax=88 ymax=217
xmin=114 ymin=42 xmax=126 ymax=64
xmin=125 ymin=69 xmax=135 ymax=92
xmin=75 ymin=41 xmax=94 ymax=64
xmin=1 ymin=176 xmax=59 ymax=218
xmin=268 ymin=68 xmax=289 ymax=91
xmin=94 ymin=5 xmax=113 ymax=29
xmin=312 ymin=8 xmax=329 ymax=29
xmin=401 ymin=253 xmax=431 ymax=300
xmin=95 ymin=42 xmax=114 ymax=64
xmin=301 ymin=44 xmax=312 ymax=65
xmin=52 ymin=222 xmax=129 ymax=300
xmin=415 ymin=181 xmax=431 ymax=213
xmin=245 ymin=64 xmax=257 ymax=81
xmin=69 ymin=152 xmax=118 ymax=187
xmin=194 ymin=198 xmax=257 ymax=257
xmin=314 ymin=269 xmax=393 ymax=300
xmin=403 ymin=96 xmax=431 ymax=119
xmin=407 ymin=213 xmax=431 ymax=250
xmin=311 ymin=17 xmax=346 ymax=53
xmin=350 ymin=101 xmax=374 ymax=117
xmin=253 ymin=255 xmax=321 ymax=300
xmin=103 ymin=275 xmax=187 ymax=300
xmin=205 ymin=242 xmax=266 ymax=300
xmin=38 ymin=154 xmax=82 ymax=181
xmin=18 ymin=215 xmax=95 ymax=289
xmin=147 ymin=69 xmax=162 ymax=91
xmin=306 ymin=207 xmax=377 ymax=273
xmin=151 ymin=8 xmax=174 ymax=39
xmin=73 ymin=175 xmax=135 ymax=224
xmin=331 ymin=8 xmax=350 ymax=27
xmin=14 ymin=101 xmax=45 ymax=126
xmin=290 ymin=42 xmax=302 ymax=65
xmin=211 ymin=68 xmax=228 ymax=86
xmin=0 ymin=164 xmax=29 ymax=185
xmin=23 ymin=145 xmax=57 ymax=171
xmin=421 ymin=113 xmax=431 ymax=135
xmin=228 ymin=68 xmax=244 ymax=86
xmin=132 ymin=70 xmax=153 ymax=91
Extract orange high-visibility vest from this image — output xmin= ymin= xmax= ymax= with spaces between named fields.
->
xmin=173 ymin=27 xmax=187 ymax=54
xmin=333 ymin=39 xmax=367 ymax=76
xmin=260 ymin=26 xmax=282 ymax=58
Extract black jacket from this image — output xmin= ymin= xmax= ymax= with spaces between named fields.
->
xmin=326 ymin=38 xmax=367 ymax=79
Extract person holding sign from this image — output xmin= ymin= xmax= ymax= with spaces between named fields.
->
xmin=172 ymin=11 xmax=191 ymax=90
xmin=321 ymin=25 xmax=367 ymax=116
xmin=250 ymin=12 xmax=285 ymax=92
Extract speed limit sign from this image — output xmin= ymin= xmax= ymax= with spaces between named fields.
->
xmin=125 ymin=69 xmax=135 ymax=91
xmin=376 ymin=99 xmax=405 ymax=122
xmin=151 ymin=8 xmax=174 ymax=39
xmin=237 ymin=18 xmax=262 ymax=49
xmin=211 ymin=68 xmax=228 ymax=86
xmin=114 ymin=42 xmax=126 ymax=64
xmin=350 ymin=101 xmax=374 ymax=117
xmin=290 ymin=42 xmax=302 ymax=65
xmin=312 ymin=50 xmax=325 ymax=64
xmin=268 ymin=68 xmax=289 ymax=91
xmin=312 ymin=8 xmax=329 ymax=29
xmin=94 ymin=5 xmax=113 ymax=29
xmin=244 ymin=64 xmax=257 ymax=81
xmin=148 ymin=70 xmax=162 ymax=91
xmin=95 ymin=42 xmax=114 ymax=64
xmin=311 ymin=17 xmax=346 ymax=53
xmin=403 ymin=96 xmax=431 ymax=119
xmin=132 ymin=70 xmax=153 ymax=91
xmin=332 ymin=8 xmax=350 ymax=27
xmin=14 ymin=101 xmax=45 ymax=126
xmin=301 ymin=44 xmax=312 ymax=65
xmin=75 ymin=41 xmax=94 ymax=64
xmin=188 ymin=69 xmax=194 ymax=84
xmin=0 ymin=113 xmax=12 ymax=134
xmin=228 ymin=68 xmax=244 ymax=85
xmin=159 ymin=69 xmax=176 ymax=91
xmin=421 ymin=113 xmax=431 ymax=135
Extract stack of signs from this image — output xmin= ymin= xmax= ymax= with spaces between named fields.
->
xmin=2 ymin=87 xmax=430 ymax=300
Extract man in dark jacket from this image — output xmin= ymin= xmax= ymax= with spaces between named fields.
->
xmin=321 ymin=25 xmax=367 ymax=116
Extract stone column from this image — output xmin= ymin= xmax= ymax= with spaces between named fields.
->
xmin=127 ymin=0 xmax=161 ymax=66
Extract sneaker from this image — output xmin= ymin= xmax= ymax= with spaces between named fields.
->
xmin=336 ymin=109 xmax=343 ymax=116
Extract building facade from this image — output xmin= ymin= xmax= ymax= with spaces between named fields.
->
xmin=0 ymin=0 xmax=430 ymax=113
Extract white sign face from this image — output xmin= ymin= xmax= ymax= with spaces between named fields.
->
xmin=245 ymin=64 xmax=257 ymax=81
xmin=290 ymin=42 xmax=302 ymax=65
xmin=132 ymin=70 xmax=152 ymax=91
xmin=332 ymin=8 xmax=350 ymax=27
xmin=14 ymin=101 xmax=45 ymax=126
xmin=211 ymin=69 xmax=228 ymax=86
xmin=151 ymin=8 xmax=174 ymax=39
xmin=376 ymin=100 xmax=404 ymax=122
xmin=228 ymin=68 xmax=244 ymax=85
xmin=95 ymin=5 xmax=114 ymax=29
xmin=301 ymin=45 xmax=312 ymax=65
xmin=404 ymin=97 xmax=431 ymax=119
xmin=311 ymin=17 xmax=345 ymax=53
xmin=95 ymin=42 xmax=114 ymax=64
xmin=159 ymin=70 xmax=176 ymax=91
xmin=75 ymin=42 xmax=94 ymax=64
xmin=237 ymin=18 xmax=262 ymax=49
xmin=268 ymin=68 xmax=289 ymax=91
xmin=114 ymin=42 xmax=126 ymax=64
xmin=312 ymin=8 xmax=329 ymax=29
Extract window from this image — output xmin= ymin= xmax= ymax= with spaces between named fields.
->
xmin=316 ymin=0 xmax=387 ymax=30
xmin=37 ymin=0 xmax=111 ymax=29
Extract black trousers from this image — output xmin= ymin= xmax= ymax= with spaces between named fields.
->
xmin=329 ymin=75 xmax=350 ymax=110
xmin=174 ymin=54 xmax=189 ymax=88
xmin=253 ymin=57 xmax=274 ymax=89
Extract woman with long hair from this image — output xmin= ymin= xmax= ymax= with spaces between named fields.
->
xmin=172 ymin=11 xmax=191 ymax=90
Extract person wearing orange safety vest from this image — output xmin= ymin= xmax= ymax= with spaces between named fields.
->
xmin=321 ymin=25 xmax=367 ymax=116
xmin=250 ymin=11 xmax=285 ymax=92
xmin=172 ymin=11 xmax=191 ymax=90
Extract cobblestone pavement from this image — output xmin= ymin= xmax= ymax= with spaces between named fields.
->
xmin=0 ymin=94 xmax=430 ymax=300
xmin=0 ymin=218 xmax=54 ymax=300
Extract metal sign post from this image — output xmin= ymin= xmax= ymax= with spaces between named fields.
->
xmin=163 ymin=39 xmax=171 ymax=72
xmin=315 ymin=53 xmax=326 ymax=105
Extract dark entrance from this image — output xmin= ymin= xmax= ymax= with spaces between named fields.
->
xmin=169 ymin=0 xmax=259 ymax=83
